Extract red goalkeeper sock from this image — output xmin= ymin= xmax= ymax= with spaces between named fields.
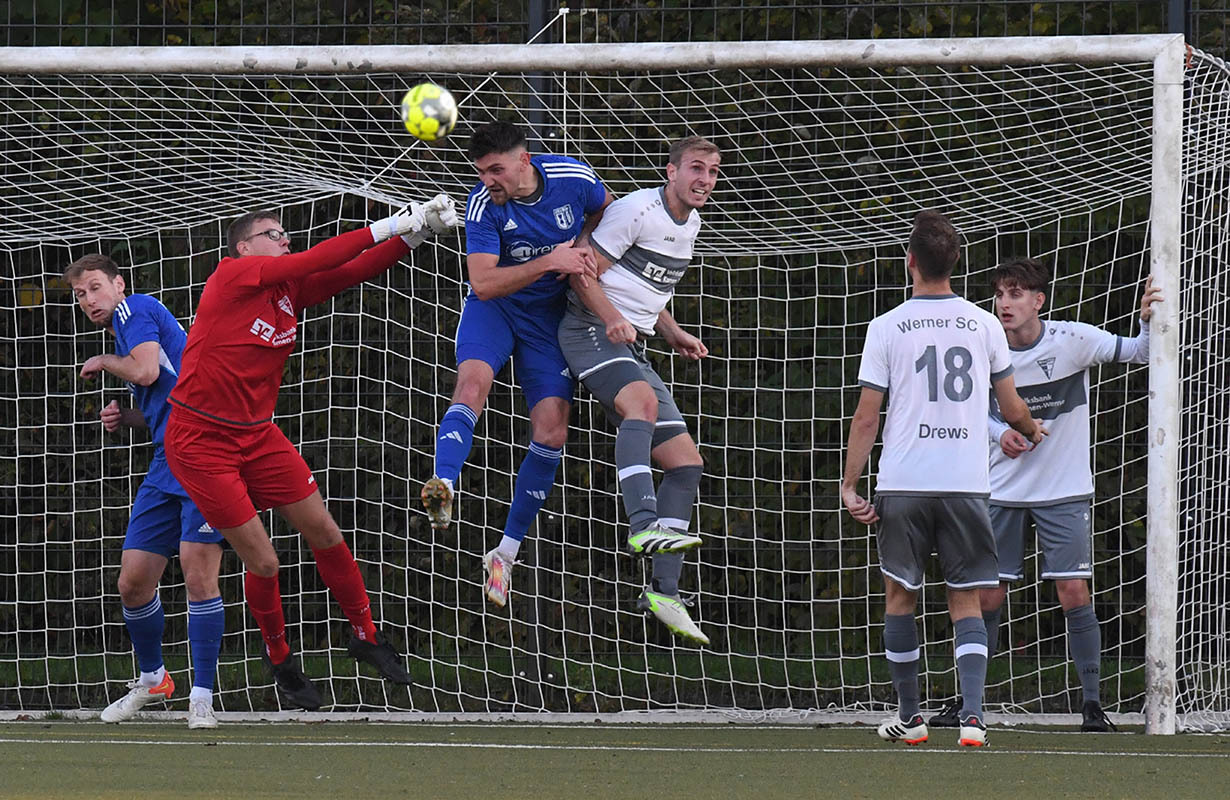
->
xmin=312 ymin=541 xmax=378 ymax=642
xmin=244 ymin=571 xmax=290 ymax=665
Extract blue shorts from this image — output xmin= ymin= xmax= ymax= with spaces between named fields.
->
xmin=455 ymin=291 xmax=574 ymax=410
xmin=125 ymin=453 xmax=224 ymax=557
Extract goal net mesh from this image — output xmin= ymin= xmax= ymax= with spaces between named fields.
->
xmin=1 ymin=48 xmax=1226 ymax=728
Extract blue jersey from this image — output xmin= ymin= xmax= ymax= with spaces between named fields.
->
xmin=112 ymin=293 xmax=187 ymax=447
xmin=464 ymin=154 xmax=608 ymax=304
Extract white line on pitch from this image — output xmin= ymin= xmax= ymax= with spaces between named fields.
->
xmin=0 ymin=738 xmax=1222 ymax=758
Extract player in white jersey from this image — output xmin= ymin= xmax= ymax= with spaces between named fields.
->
xmin=842 ymin=211 xmax=1044 ymax=748
xmin=927 ymin=257 xmax=1161 ymax=733
xmin=556 ymin=136 xmax=721 ymax=645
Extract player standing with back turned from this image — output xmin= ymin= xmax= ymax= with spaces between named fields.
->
xmin=842 ymin=211 xmax=1044 ymax=748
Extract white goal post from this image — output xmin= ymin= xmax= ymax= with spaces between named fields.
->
xmin=0 ymin=35 xmax=1224 ymax=735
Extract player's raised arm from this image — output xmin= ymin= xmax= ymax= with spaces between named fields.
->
xmin=220 ymin=207 xmax=425 ymax=289
xmin=298 ymin=195 xmax=461 ymax=307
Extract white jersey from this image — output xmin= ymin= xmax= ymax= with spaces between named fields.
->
xmin=858 ymin=295 xmax=1014 ymax=496
xmin=574 ymin=186 xmax=702 ymax=334
xmin=988 ymin=319 xmax=1150 ymax=506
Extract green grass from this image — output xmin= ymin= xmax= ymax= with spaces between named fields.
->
xmin=1 ymin=721 xmax=1228 ymax=800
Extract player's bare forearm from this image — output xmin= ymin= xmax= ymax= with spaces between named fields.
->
xmin=654 ymin=310 xmax=683 ymax=341
xmin=842 ymin=389 xmax=883 ymax=524
xmin=467 ymin=254 xmax=550 ymax=300
xmin=298 ymin=237 xmax=410 ymax=307
xmin=570 ymin=274 xmax=625 ymax=327
xmin=993 ymin=376 xmax=1044 ymax=443
xmin=82 ymin=342 xmax=160 ymax=386
xmin=842 ymin=411 xmax=879 ymax=491
xmin=120 ymin=407 xmax=147 ymax=428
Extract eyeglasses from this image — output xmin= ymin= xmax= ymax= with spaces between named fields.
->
xmin=243 ymin=228 xmax=289 ymax=242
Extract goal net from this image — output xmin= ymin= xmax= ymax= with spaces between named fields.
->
xmin=0 ymin=37 xmax=1225 ymax=731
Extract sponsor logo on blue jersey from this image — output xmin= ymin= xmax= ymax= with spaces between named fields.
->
xmin=464 ymin=154 xmax=607 ymax=303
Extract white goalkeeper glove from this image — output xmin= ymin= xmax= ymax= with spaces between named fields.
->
xmin=370 ymin=204 xmax=426 ymax=243
xmin=402 ymin=194 xmax=460 ymax=248
xmin=424 ymin=194 xmax=460 ymax=235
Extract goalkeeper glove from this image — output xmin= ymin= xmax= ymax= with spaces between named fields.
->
xmin=402 ymin=194 xmax=461 ymax=247
xmin=370 ymin=204 xmax=425 ymax=243
xmin=424 ymin=194 xmax=460 ymax=235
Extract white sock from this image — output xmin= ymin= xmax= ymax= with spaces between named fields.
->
xmin=189 ymin=687 xmax=213 ymax=704
xmin=139 ymin=666 xmax=166 ymax=688
xmin=498 ymin=535 xmax=521 ymax=560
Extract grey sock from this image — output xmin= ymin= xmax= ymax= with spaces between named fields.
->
xmin=615 ymin=419 xmax=657 ymax=533
xmin=954 ymin=616 xmax=989 ymax=721
xmin=884 ymin=614 xmax=920 ymax=721
xmin=1065 ymin=603 xmax=1102 ymax=703
xmin=656 ymin=464 xmax=702 ymax=530
xmin=983 ymin=607 xmax=1003 ymax=663
xmin=650 ymin=554 xmax=684 ymax=596
xmin=649 ymin=464 xmax=701 ymax=595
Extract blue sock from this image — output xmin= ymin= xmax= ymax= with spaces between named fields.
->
xmin=188 ymin=596 xmax=225 ymax=692
xmin=122 ymin=594 xmax=165 ymax=675
xmin=502 ymin=441 xmax=562 ymax=543
xmin=434 ymin=403 xmax=477 ymax=484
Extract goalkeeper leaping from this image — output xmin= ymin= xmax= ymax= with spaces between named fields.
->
xmin=164 ymin=195 xmax=458 ymax=710
xmin=557 ymin=136 xmax=722 ymax=645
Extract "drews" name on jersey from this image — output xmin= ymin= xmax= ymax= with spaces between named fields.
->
xmin=918 ymin=423 xmax=968 ymax=439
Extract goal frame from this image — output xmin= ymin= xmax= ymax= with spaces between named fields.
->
xmin=0 ymin=34 xmax=1185 ymax=733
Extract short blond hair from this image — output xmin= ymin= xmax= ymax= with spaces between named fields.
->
xmin=669 ymin=136 xmax=720 ymax=166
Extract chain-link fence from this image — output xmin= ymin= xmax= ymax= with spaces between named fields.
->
xmin=0 ymin=2 xmax=1221 ymax=57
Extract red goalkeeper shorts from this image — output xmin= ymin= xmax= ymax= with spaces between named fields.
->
xmin=164 ymin=408 xmax=318 ymax=530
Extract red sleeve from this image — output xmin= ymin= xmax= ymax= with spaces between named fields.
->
xmin=213 ymin=227 xmax=378 ymax=290
xmin=297 ymin=237 xmax=411 ymax=308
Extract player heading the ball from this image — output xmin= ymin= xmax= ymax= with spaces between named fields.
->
xmin=421 ymin=121 xmax=612 ymax=609
xmin=164 ymin=195 xmax=458 ymax=710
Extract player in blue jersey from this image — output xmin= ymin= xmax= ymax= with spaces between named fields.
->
xmin=66 ymin=254 xmax=226 ymax=729
xmin=421 ymin=121 xmax=612 ymax=607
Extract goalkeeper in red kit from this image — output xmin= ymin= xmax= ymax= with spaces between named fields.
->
xmin=164 ymin=196 xmax=458 ymax=710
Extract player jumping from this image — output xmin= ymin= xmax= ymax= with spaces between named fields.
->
xmin=558 ymin=136 xmax=721 ymax=645
xmin=421 ymin=121 xmax=612 ymax=608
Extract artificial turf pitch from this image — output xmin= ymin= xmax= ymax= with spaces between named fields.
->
xmin=2 ymin=721 xmax=1228 ymax=799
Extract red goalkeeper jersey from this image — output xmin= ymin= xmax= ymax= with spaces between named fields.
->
xmin=170 ymin=227 xmax=409 ymax=427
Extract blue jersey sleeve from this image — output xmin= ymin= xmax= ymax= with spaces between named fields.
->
xmin=113 ymin=296 xmax=162 ymax=356
xmin=584 ymin=173 xmax=608 ymax=216
xmin=464 ymin=186 xmax=502 ymax=256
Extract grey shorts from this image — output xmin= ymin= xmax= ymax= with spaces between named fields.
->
xmin=875 ymin=494 xmax=999 ymax=591
xmin=558 ymin=312 xmax=688 ymax=447
xmin=989 ymin=500 xmax=1092 ymax=581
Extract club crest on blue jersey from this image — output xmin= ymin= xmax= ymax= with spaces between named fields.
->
xmin=553 ymin=205 xmax=575 ymax=230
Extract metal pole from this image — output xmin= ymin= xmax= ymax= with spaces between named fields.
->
xmin=0 ymin=36 xmax=1182 ymax=75
xmin=1168 ymin=0 xmax=1189 ymax=40
xmin=527 ymin=0 xmax=552 ymax=150
xmin=1145 ymin=34 xmax=1185 ymax=736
